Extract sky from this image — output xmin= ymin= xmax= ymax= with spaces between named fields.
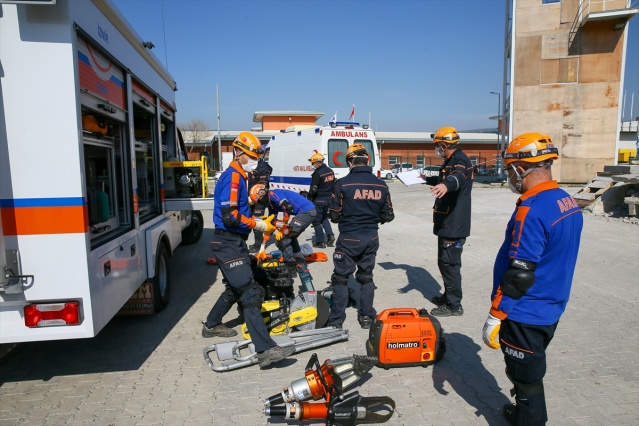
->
xmin=111 ymin=0 xmax=639 ymax=132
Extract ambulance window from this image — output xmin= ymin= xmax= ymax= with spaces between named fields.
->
xmin=355 ymin=139 xmax=375 ymax=167
xmin=328 ymin=139 xmax=348 ymax=168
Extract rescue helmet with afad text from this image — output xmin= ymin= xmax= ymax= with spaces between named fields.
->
xmin=503 ymin=133 xmax=558 ymax=165
xmin=345 ymin=143 xmax=369 ymax=161
xmin=232 ymin=131 xmax=264 ymax=159
xmin=431 ymin=127 xmax=460 ymax=145
xmin=308 ymin=152 xmax=325 ymax=163
xmin=249 ymin=183 xmax=267 ymax=205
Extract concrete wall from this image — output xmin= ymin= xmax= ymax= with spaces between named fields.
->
xmin=512 ymin=0 xmax=631 ymax=182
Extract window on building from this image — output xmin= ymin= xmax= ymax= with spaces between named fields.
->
xmin=388 ymin=156 xmax=399 ymax=165
xmin=542 ymin=0 xmax=560 ymax=4
xmin=416 ymin=155 xmax=425 ymax=167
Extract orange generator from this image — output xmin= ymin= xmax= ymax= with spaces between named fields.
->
xmin=366 ymin=308 xmax=446 ymax=369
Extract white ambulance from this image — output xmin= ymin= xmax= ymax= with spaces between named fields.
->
xmin=265 ymin=122 xmax=381 ymax=192
xmin=0 ymin=0 xmax=212 ymax=343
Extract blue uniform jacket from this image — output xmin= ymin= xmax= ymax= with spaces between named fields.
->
xmin=267 ymin=189 xmax=316 ymax=216
xmin=213 ymin=162 xmax=255 ymax=235
xmin=490 ymin=181 xmax=583 ymax=325
xmin=330 ymin=166 xmax=394 ymax=233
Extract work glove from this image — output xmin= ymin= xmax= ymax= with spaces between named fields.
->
xmin=256 ymin=245 xmax=268 ymax=261
xmin=273 ymin=230 xmax=285 ymax=241
xmin=482 ymin=314 xmax=502 ymax=349
xmin=253 ymin=214 xmax=275 ymax=234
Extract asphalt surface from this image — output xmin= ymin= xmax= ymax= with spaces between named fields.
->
xmin=0 ymin=182 xmax=637 ymax=426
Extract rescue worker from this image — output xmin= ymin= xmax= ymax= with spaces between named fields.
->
xmin=248 ymin=155 xmax=272 ymax=253
xmin=421 ymin=126 xmax=473 ymax=317
xmin=202 ymin=131 xmax=295 ymax=369
xmin=307 ymin=152 xmax=336 ymax=248
xmin=482 ymin=133 xmax=583 ymax=425
xmin=327 ymin=144 xmax=394 ymax=329
xmin=249 ymin=184 xmax=317 ymax=275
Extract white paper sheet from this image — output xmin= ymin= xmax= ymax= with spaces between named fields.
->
xmin=396 ymin=170 xmax=427 ymax=186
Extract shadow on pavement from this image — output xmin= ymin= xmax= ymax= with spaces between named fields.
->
xmin=0 ymin=229 xmax=219 ymax=383
xmin=433 ymin=332 xmax=511 ymax=425
xmin=377 ymin=261 xmax=442 ymax=301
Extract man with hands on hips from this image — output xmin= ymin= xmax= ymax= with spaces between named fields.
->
xmin=482 ymin=132 xmax=583 ymax=425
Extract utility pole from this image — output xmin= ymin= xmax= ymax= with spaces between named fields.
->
xmin=490 ymin=91 xmax=502 ymax=176
xmin=216 ymin=84 xmax=221 ymax=171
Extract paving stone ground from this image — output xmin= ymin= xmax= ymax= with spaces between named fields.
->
xmin=0 ymin=182 xmax=637 ymax=426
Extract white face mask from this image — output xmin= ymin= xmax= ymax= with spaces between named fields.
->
xmin=435 ymin=143 xmax=446 ymax=158
xmin=509 ymin=180 xmax=521 ymax=194
xmin=242 ymin=157 xmax=258 ymax=172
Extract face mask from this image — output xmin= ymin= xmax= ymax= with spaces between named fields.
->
xmin=242 ymin=157 xmax=258 ymax=172
xmin=509 ymin=181 xmax=521 ymax=194
xmin=435 ymin=143 xmax=446 ymax=158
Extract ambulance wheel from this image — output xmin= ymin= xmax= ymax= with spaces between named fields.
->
xmin=181 ymin=210 xmax=204 ymax=245
xmin=152 ymin=243 xmax=170 ymax=312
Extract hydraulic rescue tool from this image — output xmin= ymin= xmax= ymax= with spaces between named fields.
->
xmin=240 ymin=257 xmax=330 ymax=338
xmin=264 ymin=354 xmax=377 ymax=406
xmin=366 ymin=308 xmax=446 ymax=369
xmin=203 ymin=328 xmax=348 ymax=372
xmin=263 ymin=353 xmax=396 ymax=426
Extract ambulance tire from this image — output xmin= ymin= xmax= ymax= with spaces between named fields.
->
xmin=152 ymin=243 xmax=170 ymax=312
xmin=181 ymin=210 xmax=204 ymax=245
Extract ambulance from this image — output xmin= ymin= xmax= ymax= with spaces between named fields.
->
xmin=266 ymin=122 xmax=381 ymax=192
xmin=0 ymin=0 xmax=212 ymax=343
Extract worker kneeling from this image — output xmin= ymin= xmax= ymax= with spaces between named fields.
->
xmin=249 ymin=184 xmax=317 ymax=275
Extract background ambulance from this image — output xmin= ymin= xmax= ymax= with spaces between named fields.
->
xmin=266 ymin=122 xmax=381 ymax=192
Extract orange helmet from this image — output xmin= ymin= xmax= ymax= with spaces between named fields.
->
xmin=249 ymin=183 xmax=267 ymax=205
xmin=232 ymin=131 xmax=264 ymax=159
xmin=346 ymin=143 xmax=368 ymax=161
xmin=503 ymin=133 xmax=558 ymax=165
xmin=308 ymin=152 xmax=325 ymax=163
xmin=431 ymin=127 xmax=460 ymax=144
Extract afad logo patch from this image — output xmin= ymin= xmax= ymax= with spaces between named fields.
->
xmin=231 ymin=182 xmax=239 ymax=189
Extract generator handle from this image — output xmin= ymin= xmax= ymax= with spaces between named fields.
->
xmin=377 ymin=308 xmax=420 ymax=321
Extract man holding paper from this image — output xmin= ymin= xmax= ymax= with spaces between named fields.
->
xmin=421 ymin=126 xmax=473 ymax=317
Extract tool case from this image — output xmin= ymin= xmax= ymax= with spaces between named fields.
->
xmin=366 ymin=308 xmax=445 ymax=369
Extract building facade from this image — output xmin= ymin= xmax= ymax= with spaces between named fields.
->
xmin=504 ymin=0 xmax=638 ymax=182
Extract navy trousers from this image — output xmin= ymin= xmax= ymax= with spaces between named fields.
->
xmin=328 ymin=229 xmax=379 ymax=325
xmin=206 ymin=232 xmax=277 ymax=353
xmin=500 ymin=319 xmax=558 ymax=425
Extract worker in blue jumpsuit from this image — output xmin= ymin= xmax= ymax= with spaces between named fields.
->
xmin=249 ymin=185 xmax=316 ymax=275
xmin=482 ymin=133 xmax=583 ymax=425
xmin=202 ymin=131 xmax=295 ymax=369
xmin=307 ymin=152 xmax=336 ymax=248
xmin=327 ymin=144 xmax=394 ymax=329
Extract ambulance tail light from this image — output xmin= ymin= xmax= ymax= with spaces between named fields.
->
xmin=24 ymin=302 xmax=81 ymax=327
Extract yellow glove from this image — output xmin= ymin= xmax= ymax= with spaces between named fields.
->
xmin=482 ymin=314 xmax=501 ymax=349
xmin=256 ymin=245 xmax=268 ymax=261
xmin=274 ymin=230 xmax=285 ymax=241
xmin=253 ymin=214 xmax=275 ymax=234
